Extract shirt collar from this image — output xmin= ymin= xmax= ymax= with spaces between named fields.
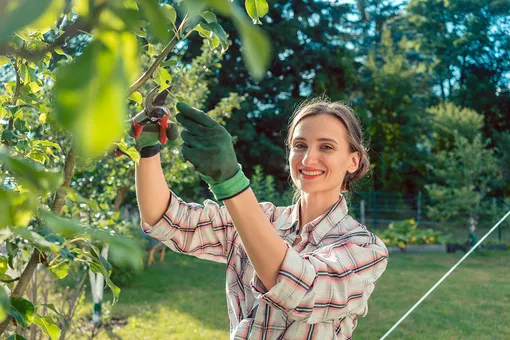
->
xmin=279 ymin=194 xmax=349 ymax=246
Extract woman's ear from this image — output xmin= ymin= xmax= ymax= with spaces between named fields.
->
xmin=348 ymin=151 xmax=360 ymax=174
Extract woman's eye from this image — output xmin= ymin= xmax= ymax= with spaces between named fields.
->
xmin=293 ymin=143 xmax=306 ymax=149
xmin=321 ymin=145 xmax=333 ymax=150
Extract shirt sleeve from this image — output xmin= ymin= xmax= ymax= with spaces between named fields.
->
xmin=141 ymin=190 xmax=278 ymax=264
xmin=141 ymin=190 xmax=237 ymax=263
xmin=249 ymin=224 xmax=389 ymax=323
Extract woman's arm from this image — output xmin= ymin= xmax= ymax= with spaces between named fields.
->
xmin=135 ymin=153 xmax=170 ymax=227
xmin=224 ymin=188 xmax=288 ymax=290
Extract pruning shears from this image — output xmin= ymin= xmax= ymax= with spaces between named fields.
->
xmin=130 ymin=86 xmax=172 ymax=145
xmin=115 ymin=86 xmax=174 ymax=157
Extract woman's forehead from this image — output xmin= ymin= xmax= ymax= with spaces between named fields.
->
xmin=292 ymin=114 xmax=347 ymax=141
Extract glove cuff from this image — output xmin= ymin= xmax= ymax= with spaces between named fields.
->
xmin=203 ymin=164 xmax=251 ymax=201
xmin=140 ymin=144 xmax=162 ymax=158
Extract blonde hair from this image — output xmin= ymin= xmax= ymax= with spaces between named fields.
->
xmin=286 ymin=96 xmax=370 ymax=201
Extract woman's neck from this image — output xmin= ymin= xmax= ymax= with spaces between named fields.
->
xmin=298 ymin=190 xmax=341 ymax=230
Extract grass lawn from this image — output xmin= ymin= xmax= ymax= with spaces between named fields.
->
xmin=75 ymin=250 xmax=510 ymax=340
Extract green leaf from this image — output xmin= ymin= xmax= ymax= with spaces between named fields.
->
xmin=183 ymin=0 xmax=208 ymax=17
xmin=98 ymin=31 xmax=140 ymax=85
xmin=74 ymin=246 xmax=122 ymax=305
xmin=39 ymin=304 xmax=59 ymax=315
xmin=115 ymin=140 xmax=140 ymax=164
xmin=59 ymin=248 xmax=76 ymax=261
xmin=94 ymin=233 xmax=143 ymax=271
xmin=0 ymin=56 xmax=10 ymax=67
xmin=135 ymin=0 xmax=171 ymax=42
xmin=14 ymin=119 xmax=29 ymax=133
xmin=5 ymin=191 xmax=33 ymax=220
xmin=89 ymin=260 xmax=121 ymax=304
xmin=201 ymin=22 xmax=227 ymax=44
xmin=0 ymin=285 xmax=9 ymax=323
xmin=41 ymin=210 xmax=142 ymax=271
xmin=9 ymin=297 xmax=35 ymax=328
xmin=27 ymin=0 xmax=65 ymax=32
xmin=194 ymin=25 xmax=212 ymax=39
xmin=0 ymin=149 xmax=62 ymax=194
xmin=0 ymin=254 xmax=8 ymax=274
xmin=91 ymin=245 xmax=112 ymax=274
xmin=207 ymin=35 xmax=220 ymax=49
xmin=11 ymin=229 xmax=60 ymax=253
xmin=160 ymin=59 xmax=177 ymax=67
xmin=0 ymin=0 xmax=52 ymax=44
xmin=6 ymin=335 xmax=27 ymax=340
xmin=201 ymin=11 xmax=217 ymax=23
xmin=232 ymin=8 xmax=271 ymax=80
xmin=161 ymin=4 xmax=177 ymax=25
xmin=1 ymin=129 xmax=15 ymax=144
xmin=128 ymin=92 xmax=143 ymax=105
xmin=39 ymin=304 xmax=69 ymax=329
xmin=55 ymin=38 xmax=128 ymax=160
xmin=245 ymin=0 xmax=269 ymax=25
xmin=111 ymin=8 xmax=143 ymax=32
xmin=0 ymin=106 xmax=7 ymax=120
xmin=40 ymin=210 xmax=83 ymax=238
xmin=48 ymin=261 xmax=69 ymax=280
xmin=154 ymin=67 xmax=172 ymax=91
xmin=33 ymin=315 xmax=61 ymax=340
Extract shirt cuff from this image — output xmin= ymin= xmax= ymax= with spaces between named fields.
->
xmin=140 ymin=190 xmax=175 ymax=235
xmin=250 ymin=244 xmax=316 ymax=311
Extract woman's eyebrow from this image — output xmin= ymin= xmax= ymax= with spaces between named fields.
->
xmin=293 ymin=136 xmax=338 ymax=145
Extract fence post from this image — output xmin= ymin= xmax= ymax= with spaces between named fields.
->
xmin=360 ymin=200 xmax=365 ymax=226
xmin=373 ymin=191 xmax=377 ymax=229
xmin=417 ymin=191 xmax=422 ymax=224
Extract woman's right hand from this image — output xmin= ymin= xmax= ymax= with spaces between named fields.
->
xmin=130 ymin=108 xmax=179 ymax=158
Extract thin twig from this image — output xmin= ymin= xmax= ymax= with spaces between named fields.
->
xmin=0 ymin=277 xmax=20 ymax=283
xmin=126 ymin=35 xmax=179 ymax=96
xmin=0 ymin=20 xmax=91 ymax=59
xmin=126 ymin=15 xmax=196 ymax=96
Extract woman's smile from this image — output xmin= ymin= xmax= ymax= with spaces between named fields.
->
xmin=299 ymin=168 xmax=326 ymax=179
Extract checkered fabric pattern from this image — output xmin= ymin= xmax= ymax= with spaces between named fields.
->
xmin=142 ymin=191 xmax=388 ymax=339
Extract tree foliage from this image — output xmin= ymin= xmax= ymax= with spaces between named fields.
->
xmin=0 ymin=0 xmax=271 ymax=337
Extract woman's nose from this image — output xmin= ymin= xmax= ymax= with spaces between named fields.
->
xmin=302 ymin=148 xmax=319 ymax=166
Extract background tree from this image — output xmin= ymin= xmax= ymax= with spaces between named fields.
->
xmin=425 ymin=103 xmax=502 ymax=226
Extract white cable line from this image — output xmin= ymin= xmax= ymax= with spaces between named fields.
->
xmin=380 ymin=209 xmax=510 ymax=340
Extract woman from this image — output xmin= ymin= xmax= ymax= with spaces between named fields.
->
xmin=135 ymin=97 xmax=389 ymax=339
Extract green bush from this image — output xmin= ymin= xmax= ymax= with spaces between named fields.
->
xmin=374 ymin=219 xmax=449 ymax=248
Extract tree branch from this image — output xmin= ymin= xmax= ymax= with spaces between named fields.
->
xmin=126 ymin=16 xmax=197 ymax=96
xmin=0 ymin=277 xmax=20 ymax=283
xmin=52 ymin=146 xmax=76 ymax=215
xmin=0 ymin=20 xmax=91 ymax=59
xmin=126 ymin=35 xmax=179 ymax=96
xmin=1 ymin=59 xmax=20 ymax=177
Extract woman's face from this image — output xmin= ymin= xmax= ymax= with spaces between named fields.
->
xmin=289 ymin=114 xmax=360 ymax=196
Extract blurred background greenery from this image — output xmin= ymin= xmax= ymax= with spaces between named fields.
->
xmin=0 ymin=0 xmax=509 ymax=338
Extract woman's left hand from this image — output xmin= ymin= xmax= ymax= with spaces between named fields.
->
xmin=175 ymin=102 xmax=250 ymax=200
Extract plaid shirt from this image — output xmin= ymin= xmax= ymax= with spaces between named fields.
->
xmin=142 ymin=191 xmax=388 ymax=340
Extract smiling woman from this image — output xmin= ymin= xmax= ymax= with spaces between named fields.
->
xmin=135 ymin=96 xmax=388 ymax=340
xmin=287 ymin=97 xmax=370 ymax=198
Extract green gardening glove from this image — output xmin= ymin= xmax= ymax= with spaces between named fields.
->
xmin=175 ymin=102 xmax=250 ymax=200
